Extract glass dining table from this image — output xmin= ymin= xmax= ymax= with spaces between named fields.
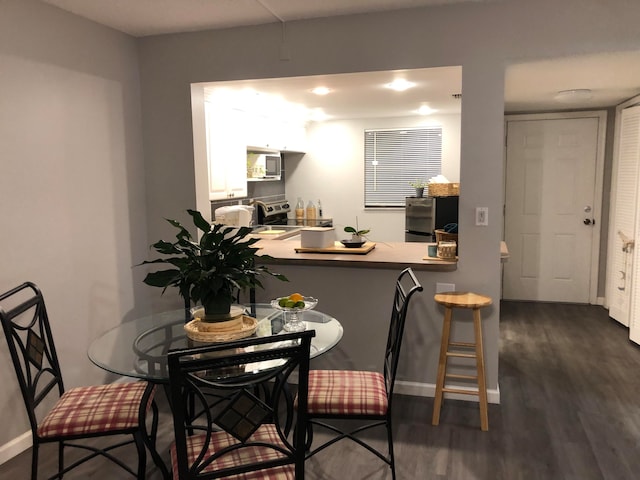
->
xmin=88 ymin=304 xmax=342 ymax=479
xmin=88 ymin=303 xmax=343 ymax=384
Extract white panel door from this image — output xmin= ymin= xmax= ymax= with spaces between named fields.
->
xmin=504 ymin=117 xmax=600 ymax=302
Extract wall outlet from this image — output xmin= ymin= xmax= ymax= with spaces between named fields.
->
xmin=436 ymin=282 xmax=456 ymax=293
xmin=476 ymin=207 xmax=489 ymax=226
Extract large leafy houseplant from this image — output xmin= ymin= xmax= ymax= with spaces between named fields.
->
xmin=139 ymin=209 xmax=287 ymax=320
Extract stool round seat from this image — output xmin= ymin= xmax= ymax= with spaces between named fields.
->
xmin=432 ymin=291 xmax=492 ymax=431
xmin=434 ymin=292 xmax=492 ymax=309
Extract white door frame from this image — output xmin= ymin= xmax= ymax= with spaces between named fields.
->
xmin=504 ymin=111 xmax=607 ymax=305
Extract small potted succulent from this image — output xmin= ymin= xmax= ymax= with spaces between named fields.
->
xmin=139 ymin=209 xmax=288 ymax=322
xmin=409 ymin=180 xmax=428 ymax=197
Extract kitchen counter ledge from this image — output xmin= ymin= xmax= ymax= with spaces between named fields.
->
xmin=255 ymin=238 xmax=457 ymax=271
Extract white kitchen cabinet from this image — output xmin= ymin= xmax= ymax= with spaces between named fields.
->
xmin=205 ymin=104 xmax=247 ymax=200
xmin=245 ymin=113 xmax=275 ymax=150
xmin=245 ymin=112 xmax=307 ymax=153
xmin=280 ymin=120 xmax=307 ymax=152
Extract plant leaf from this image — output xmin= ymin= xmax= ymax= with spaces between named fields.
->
xmin=143 ymin=269 xmax=181 ymax=287
xmin=187 ymin=209 xmax=212 ymax=233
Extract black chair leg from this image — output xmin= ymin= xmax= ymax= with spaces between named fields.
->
xmin=386 ymin=420 xmax=396 ymax=480
xmin=134 ymin=431 xmax=147 ymax=479
xmin=32 ymin=442 xmax=39 ymax=480
xmin=59 ymin=441 xmax=66 ymax=479
xmin=141 ymin=396 xmax=170 ymax=480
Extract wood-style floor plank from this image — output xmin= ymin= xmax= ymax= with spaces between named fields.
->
xmin=1 ymin=301 xmax=639 ymax=479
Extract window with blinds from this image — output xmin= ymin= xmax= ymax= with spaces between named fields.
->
xmin=364 ymin=127 xmax=442 ymax=207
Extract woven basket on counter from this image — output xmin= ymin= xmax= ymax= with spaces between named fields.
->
xmin=437 ymin=241 xmax=457 ymax=260
xmin=435 ymin=229 xmax=458 ymax=244
xmin=428 ymin=182 xmax=460 ymax=197
xmin=435 ymin=229 xmax=458 ymax=258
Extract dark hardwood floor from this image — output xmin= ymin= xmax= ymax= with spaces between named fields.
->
xmin=2 ymin=301 xmax=639 ymax=479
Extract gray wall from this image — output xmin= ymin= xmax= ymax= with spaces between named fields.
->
xmin=0 ymin=0 xmax=149 ymax=454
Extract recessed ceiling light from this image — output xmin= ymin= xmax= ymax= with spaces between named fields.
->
xmin=417 ymin=105 xmax=437 ymax=115
xmin=554 ymin=89 xmax=593 ymax=103
xmin=384 ymin=79 xmax=416 ymax=92
xmin=311 ymin=87 xmax=331 ymax=95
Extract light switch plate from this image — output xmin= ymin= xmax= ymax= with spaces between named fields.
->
xmin=476 ymin=207 xmax=489 ymax=226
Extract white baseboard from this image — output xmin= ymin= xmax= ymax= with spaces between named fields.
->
xmin=0 ymin=431 xmax=31 ymax=466
xmin=395 ymin=380 xmax=501 ymax=404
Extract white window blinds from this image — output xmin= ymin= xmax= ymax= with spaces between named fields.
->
xmin=364 ymin=127 xmax=442 ymax=207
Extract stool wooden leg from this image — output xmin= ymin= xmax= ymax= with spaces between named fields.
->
xmin=432 ymin=307 xmax=452 ymax=426
xmin=473 ymin=307 xmax=489 ymax=431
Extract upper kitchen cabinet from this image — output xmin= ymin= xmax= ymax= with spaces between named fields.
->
xmin=280 ymin=120 xmax=307 ymax=153
xmin=245 ymin=112 xmax=307 ymax=153
xmin=205 ymin=104 xmax=247 ymax=200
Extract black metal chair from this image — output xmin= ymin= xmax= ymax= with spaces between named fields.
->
xmin=303 ymin=267 xmax=423 ymax=480
xmin=168 ymin=329 xmax=315 ymax=479
xmin=0 ymin=282 xmax=162 ymax=480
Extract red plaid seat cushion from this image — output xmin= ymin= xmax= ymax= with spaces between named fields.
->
xmin=37 ymin=381 xmax=153 ymax=438
xmin=170 ymin=424 xmax=294 ymax=480
xmin=307 ymin=370 xmax=388 ymax=416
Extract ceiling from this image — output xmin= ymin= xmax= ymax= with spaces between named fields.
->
xmin=201 ymin=67 xmax=463 ymax=121
xmin=40 ymin=0 xmax=491 ymax=37
xmin=41 ymin=0 xmax=640 ymax=119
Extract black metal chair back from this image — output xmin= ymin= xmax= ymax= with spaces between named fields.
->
xmin=0 ymin=282 xmax=162 ymax=480
xmin=0 ymin=282 xmax=65 ymax=433
xmin=168 ymin=329 xmax=315 ymax=480
xmin=304 ymin=267 xmax=423 ymax=480
xmin=384 ymin=267 xmax=424 ymax=405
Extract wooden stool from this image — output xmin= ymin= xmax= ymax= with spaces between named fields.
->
xmin=432 ymin=291 xmax=492 ymax=431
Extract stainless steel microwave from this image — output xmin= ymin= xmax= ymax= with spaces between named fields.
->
xmin=247 ymin=152 xmax=282 ymax=181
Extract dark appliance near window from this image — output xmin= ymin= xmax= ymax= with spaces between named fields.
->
xmin=405 ymin=197 xmax=433 ymax=242
xmin=432 ymin=196 xmax=459 ymax=232
xmin=405 ymin=196 xmax=459 ymax=242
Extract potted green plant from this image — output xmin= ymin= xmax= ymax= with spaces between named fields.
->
xmin=344 ymin=217 xmax=371 ymax=242
xmin=409 ymin=180 xmax=428 ymax=197
xmin=139 ymin=209 xmax=288 ymax=321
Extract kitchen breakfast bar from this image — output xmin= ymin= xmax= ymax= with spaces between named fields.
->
xmin=251 ymin=237 xmax=477 ymax=403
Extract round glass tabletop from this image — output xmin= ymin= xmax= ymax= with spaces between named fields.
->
xmin=88 ymin=303 xmax=343 ymax=383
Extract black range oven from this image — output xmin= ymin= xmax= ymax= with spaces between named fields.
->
xmin=253 ymin=198 xmax=333 ymax=227
xmin=254 ymin=198 xmax=291 ymax=225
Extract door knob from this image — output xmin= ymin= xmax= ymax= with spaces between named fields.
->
xmin=584 ymin=218 xmax=595 ymax=225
